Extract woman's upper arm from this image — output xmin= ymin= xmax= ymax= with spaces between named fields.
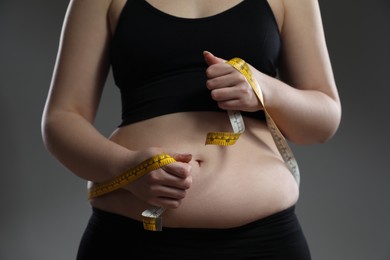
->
xmin=279 ymin=0 xmax=340 ymax=104
xmin=45 ymin=0 xmax=113 ymax=122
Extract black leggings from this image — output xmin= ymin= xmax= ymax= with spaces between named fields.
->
xmin=76 ymin=206 xmax=311 ymax=260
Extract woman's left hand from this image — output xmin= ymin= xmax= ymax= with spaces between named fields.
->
xmin=203 ymin=51 xmax=263 ymax=112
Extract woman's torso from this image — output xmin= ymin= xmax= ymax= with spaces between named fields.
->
xmin=90 ymin=0 xmax=299 ymax=228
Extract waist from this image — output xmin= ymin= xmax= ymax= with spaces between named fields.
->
xmin=91 ymin=112 xmax=299 ymax=228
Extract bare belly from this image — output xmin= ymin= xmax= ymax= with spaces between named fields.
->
xmin=90 ymin=111 xmax=299 ymax=228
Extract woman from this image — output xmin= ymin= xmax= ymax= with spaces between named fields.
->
xmin=41 ymin=0 xmax=341 ymax=259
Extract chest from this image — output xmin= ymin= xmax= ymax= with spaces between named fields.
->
xmin=144 ymin=0 xmax=245 ymax=19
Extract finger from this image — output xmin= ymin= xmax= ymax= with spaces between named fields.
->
xmin=170 ymin=153 xmax=192 ymax=163
xmin=217 ymin=99 xmax=244 ymax=110
xmin=148 ymin=169 xmax=192 ymax=192
xmin=203 ymin=51 xmax=225 ymax=65
xmin=217 ymin=97 xmax=261 ymax=111
xmin=206 ymin=73 xmax=237 ymax=90
xmin=150 ymin=196 xmax=184 ymax=209
xmin=153 ymin=185 xmax=188 ymax=200
xmin=211 ymin=83 xmax=252 ymax=101
xmin=162 ymin=161 xmax=192 ymax=179
xmin=205 ymin=62 xmax=235 ymax=79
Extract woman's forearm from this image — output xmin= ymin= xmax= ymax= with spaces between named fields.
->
xmin=260 ymin=73 xmax=341 ymax=145
xmin=41 ymin=110 xmax=134 ymax=182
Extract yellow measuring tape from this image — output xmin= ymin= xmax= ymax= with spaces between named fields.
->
xmin=88 ymin=154 xmax=176 ymax=231
xmin=225 ymin=58 xmax=300 ymax=185
xmin=205 ymin=110 xmax=245 ymax=146
xmin=88 ymin=154 xmax=176 ymax=199
xmin=88 ymin=57 xmax=300 ymax=231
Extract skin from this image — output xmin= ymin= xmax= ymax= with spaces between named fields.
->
xmin=42 ymin=0 xmax=341 ymax=228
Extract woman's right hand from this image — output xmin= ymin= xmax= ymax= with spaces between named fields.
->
xmin=122 ymin=148 xmax=193 ymax=209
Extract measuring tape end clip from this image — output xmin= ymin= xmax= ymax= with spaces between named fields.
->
xmin=142 ymin=207 xmax=165 ymax=231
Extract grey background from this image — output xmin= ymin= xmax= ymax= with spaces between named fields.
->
xmin=1 ymin=0 xmax=389 ymax=259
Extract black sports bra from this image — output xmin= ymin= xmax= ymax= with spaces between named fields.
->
xmin=110 ymin=0 xmax=281 ymax=127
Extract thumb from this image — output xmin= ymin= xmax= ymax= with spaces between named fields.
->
xmin=203 ymin=51 xmax=226 ymax=66
xmin=170 ymin=153 xmax=192 ymax=163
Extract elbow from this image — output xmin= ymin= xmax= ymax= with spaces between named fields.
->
xmin=41 ymin=112 xmax=60 ymax=155
xmin=313 ymin=110 xmax=342 ymax=144
xmin=316 ymin=121 xmax=341 ymax=144
xmin=291 ymin=101 xmax=342 ymax=145
xmin=319 ymin=100 xmax=342 ymax=144
xmin=41 ymin=114 xmax=54 ymax=153
xmin=289 ymin=130 xmax=335 ymax=145
xmin=290 ymin=123 xmax=340 ymax=145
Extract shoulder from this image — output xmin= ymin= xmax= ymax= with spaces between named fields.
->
xmin=61 ymin=0 xmax=114 ymax=42
xmin=277 ymin=0 xmax=337 ymax=92
xmin=266 ymin=0 xmax=284 ymax=33
xmin=267 ymin=0 xmax=322 ymax=35
xmin=66 ymin=0 xmax=113 ymax=13
xmin=279 ymin=0 xmax=325 ymax=47
xmin=281 ymin=0 xmax=322 ymax=26
xmin=107 ymin=0 xmax=127 ymax=36
xmin=64 ymin=0 xmax=113 ymax=24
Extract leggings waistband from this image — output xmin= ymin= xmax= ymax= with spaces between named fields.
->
xmin=91 ymin=205 xmax=296 ymax=234
xmin=77 ymin=205 xmax=311 ymax=260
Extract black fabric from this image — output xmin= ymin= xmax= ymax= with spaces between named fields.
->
xmin=110 ymin=0 xmax=281 ymax=127
xmin=76 ymin=206 xmax=311 ymax=260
